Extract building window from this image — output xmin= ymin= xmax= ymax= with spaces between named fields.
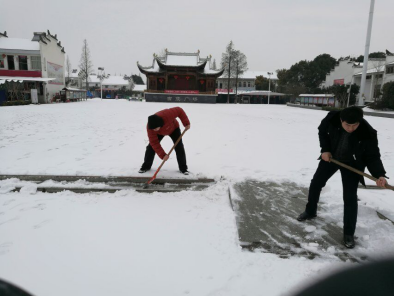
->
xmin=7 ymin=55 xmax=15 ymax=70
xmin=219 ymin=83 xmax=222 ymax=88
xmin=0 ymin=55 xmax=4 ymax=68
xmin=248 ymin=82 xmax=251 ymax=87
xmin=243 ymin=81 xmax=246 ymax=87
xmin=95 ymin=83 xmax=98 ymax=87
xmin=18 ymin=56 xmax=28 ymax=70
xmin=386 ymin=66 xmax=394 ymax=74
xmin=238 ymin=82 xmax=242 ymax=87
xmin=366 ymin=75 xmax=371 ymax=80
xmin=31 ymin=56 xmax=42 ymax=70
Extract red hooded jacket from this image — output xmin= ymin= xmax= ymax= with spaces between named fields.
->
xmin=147 ymin=107 xmax=190 ymax=159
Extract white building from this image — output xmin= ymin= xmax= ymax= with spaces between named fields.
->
xmin=323 ymin=52 xmax=394 ymax=103
xmin=217 ymin=71 xmax=278 ymax=93
xmin=66 ymin=69 xmax=83 ymax=89
xmin=0 ymin=30 xmax=65 ymax=104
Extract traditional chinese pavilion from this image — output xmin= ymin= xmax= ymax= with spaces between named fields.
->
xmin=137 ymin=49 xmax=224 ymax=103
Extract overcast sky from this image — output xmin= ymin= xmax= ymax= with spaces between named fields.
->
xmin=2 ymin=0 xmax=394 ymax=78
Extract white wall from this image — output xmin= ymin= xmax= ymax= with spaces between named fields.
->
xmin=40 ymin=36 xmax=65 ymax=103
xmin=382 ymin=56 xmax=394 ymax=86
xmin=324 ymin=60 xmax=361 ymax=87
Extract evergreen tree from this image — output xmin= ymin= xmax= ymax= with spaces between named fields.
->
xmin=132 ymin=74 xmax=144 ymax=85
xmin=212 ymin=59 xmax=217 ymax=70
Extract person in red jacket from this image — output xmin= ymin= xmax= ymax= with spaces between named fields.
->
xmin=139 ymin=107 xmax=191 ymax=175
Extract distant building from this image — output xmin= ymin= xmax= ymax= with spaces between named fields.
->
xmin=217 ymin=71 xmax=278 ymax=94
xmin=323 ymin=51 xmax=394 ymax=103
xmin=0 ymin=30 xmax=65 ymax=104
xmin=87 ymin=74 xmax=145 ymax=99
xmin=66 ymin=69 xmax=83 ymax=89
xmin=137 ymin=49 xmax=224 ymax=103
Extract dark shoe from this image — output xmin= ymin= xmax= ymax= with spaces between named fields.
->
xmin=343 ymin=235 xmax=355 ymax=249
xmin=297 ymin=211 xmax=317 ymax=222
xmin=180 ymin=170 xmax=189 ymax=175
xmin=138 ymin=168 xmax=149 ymax=174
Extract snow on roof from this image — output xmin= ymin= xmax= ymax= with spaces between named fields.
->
xmin=0 ymin=76 xmax=55 ymax=82
xmin=0 ymin=38 xmax=40 ymax=51
xmin=165 ymin=54 xmax=199 ymax=66
xmin=354 ymin=65 xmax=386 ymax=76
xmin=220 ymin=71 xmax=278 ymax=80
xmin=89 ymin=75 xmax=131 ymax=86
xmin=201 ymin=67 xmax=223 ymax=74
xmin=67 ymin=72 xmax=80 ymax=78
xmin=242 ymin=71 xmax=278 ymax=80
xmin=63 ymin=87 xmax=86 ymax=92
xmin=299 ymin=94 xmax=334 ymax=97
xmin=103 ymin=75 xmax=130 ymax=86
xmin=133 ymin=84 xmax=146 ymax=92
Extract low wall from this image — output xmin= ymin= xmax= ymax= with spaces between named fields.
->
xmin=286 ymin=103 xmax=394 ymax=119
xmin=286 ymin=103 xmax=322 ymax=110
xmin=145 ymin=93 xmax=217 ymax=104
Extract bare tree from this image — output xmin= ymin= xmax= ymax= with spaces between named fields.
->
xmin=221 ymin=41 xmax=248 ymax=103
xmin=78 ymin=39 xmax=94 ymax=91
xmin=65 ymin=55 xmax=72 ymax=87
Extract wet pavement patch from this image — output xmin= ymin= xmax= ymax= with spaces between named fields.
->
xmin=230 ymin=180 xmax=370 ymax=262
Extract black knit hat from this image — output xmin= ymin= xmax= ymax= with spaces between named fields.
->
xmin=340 ymin=106 xmax=363 ymax=124
xmin=148 ymin=115 xmax=164 ymax=129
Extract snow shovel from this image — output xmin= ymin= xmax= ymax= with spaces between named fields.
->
xmin=330 ymin=158 xmax=394 ymax=191
xmin=143 ymin=129 xmax=188 ymax=189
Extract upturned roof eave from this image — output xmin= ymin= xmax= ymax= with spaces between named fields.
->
xmin=155 ymin=57 xmax=207 ymax=69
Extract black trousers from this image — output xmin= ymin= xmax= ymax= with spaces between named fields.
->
xmin=305 ymin=160 xmax=360 ymax=235
xmin=141 ymin=128 xmax=187 ymax=172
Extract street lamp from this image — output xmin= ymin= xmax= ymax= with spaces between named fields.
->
xmin=267 ymin=72 xmax=273 ymax=104
xmin=97 ymin=67 xmax=108 ymax=100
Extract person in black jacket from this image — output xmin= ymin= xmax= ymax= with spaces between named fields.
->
xmin=297 ymin=106 xmax=389 ymax=248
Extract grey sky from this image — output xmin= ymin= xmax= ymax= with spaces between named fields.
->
xmin=2 ymin=0 xmax=394 ymax=78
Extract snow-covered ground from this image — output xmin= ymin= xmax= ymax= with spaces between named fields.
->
xmin=1 ymin=99 xmax=393 ymax=296
xmin=363 ymin=107 xmax=394 ymax=114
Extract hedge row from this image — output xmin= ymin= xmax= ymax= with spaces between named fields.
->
xmin=0 ymin=101 xmax=31 ymax=106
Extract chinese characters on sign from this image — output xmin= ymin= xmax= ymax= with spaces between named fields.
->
xmin=146 ymin=93 xmax=216 ymax=104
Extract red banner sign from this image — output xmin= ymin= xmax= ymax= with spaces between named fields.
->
xmin=216 ymin=89 xmax=233 ymax=93
xmin=334 ymin=79 xmax=344 ymax=85
xmin=165 ymin=90 xmax=199 ymax=94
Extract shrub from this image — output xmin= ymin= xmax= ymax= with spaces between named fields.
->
xmin=378 ymin=82 xmax=394 ymax=110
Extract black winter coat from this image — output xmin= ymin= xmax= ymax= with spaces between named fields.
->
xmin=318 ymin=111 xmax=387 ymax=184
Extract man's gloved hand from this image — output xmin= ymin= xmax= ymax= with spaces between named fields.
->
xmin=321 ymin=152 xmax=332 ymax=162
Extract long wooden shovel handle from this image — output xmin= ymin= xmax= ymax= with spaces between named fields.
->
xmin=146 ymin=129 xmax=188 ymax=185
xmin=330 ymin=158 xmax=394 ymax=190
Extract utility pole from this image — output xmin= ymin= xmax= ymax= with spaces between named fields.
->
xmin=359 ymin=0 xmax=375 ymax=106
xmin=267 ymin=72 xmax=272 ymax=104
xmin=227 ymin=55 xmax=231 ymax=104
xmin=235 ymin=59 xmax=239 ymax=103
